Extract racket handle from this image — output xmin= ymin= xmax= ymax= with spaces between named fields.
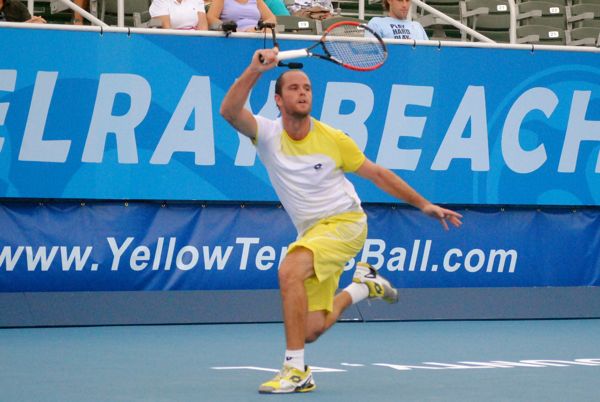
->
xmin=277 ymin=49 xmax=310 ymax=61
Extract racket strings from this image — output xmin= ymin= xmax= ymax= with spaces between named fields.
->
xmin=323 ymin=25 xmax=386 ymax=69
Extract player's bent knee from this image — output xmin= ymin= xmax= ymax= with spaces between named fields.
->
xmin=278 ymin=264 xmax=309 ymax=291
xmin=278 ymin=248 xmax=314 ymax=290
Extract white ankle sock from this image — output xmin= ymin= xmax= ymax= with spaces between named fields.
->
xmin=343 ymin=282 xmax=369 ymax=304
xmin=284 ymin=349 xmax=305 ymax=371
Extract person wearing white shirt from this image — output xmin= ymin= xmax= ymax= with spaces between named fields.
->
xmin=150 ymin=0 xmax=208 ymax=30
xmin=368 ymin=0 xmax=428 ymax=40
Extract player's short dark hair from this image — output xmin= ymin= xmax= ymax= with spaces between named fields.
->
xmin=275 ymin=71 xmax=288 ymax=96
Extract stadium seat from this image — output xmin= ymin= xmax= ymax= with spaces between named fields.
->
xmin=566 ymin=3 xmax=600 ymax=28
xmin=516 ymin=23 xmax=566 ymax=43
xmin=275 ymin=15 xmax=320 ymax=34
xmin=566 ymin=26 xmax=600 ymax=44
xmin=517 ymin=0 xmax=568 ymax=5
xmin=335 ymin=0 xmax=386 ymax=19
xmin=572 ymin=0 xmax=600 ymax=5
xmin=476 ymin=28 xmax=511 ymax=40
xmin=101 ymin=0 xmax=152 ymax=27
xmin=415 ymin=0 xmax=462 ymax=40
xmin=421 ymin=23 xmax=463 ymax=40
xmin=419 ymin=0 xmax=461 ymax=19
xmin=517 ymin=1 xmax=566 ymax=28
xmin=460 ymin=0 xmax=511 ymax=41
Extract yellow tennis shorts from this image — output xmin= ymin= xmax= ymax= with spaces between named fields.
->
xmin=288 ymin=210 xmax=368 ymax=312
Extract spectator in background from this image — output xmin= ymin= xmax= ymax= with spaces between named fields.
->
xmin=0 ymin=0 xmax=46 ymax=23
xmin=72 ymin=0 xmax=88 ymax=25
xmin=264 ymin=0 xmax=289 ymax=16
xmin=207 ymin=0 xmax=276 ymax=32
xmin=368 ymin=0 xmax=428 ymax=40
xmin=150 ymin=0 xmax=208 ymax=29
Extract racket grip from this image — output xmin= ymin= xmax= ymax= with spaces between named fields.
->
xmin=277 ymin=49 xmax=310 ymax=61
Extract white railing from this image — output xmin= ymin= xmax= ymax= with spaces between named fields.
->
xmin=507 ymin=0 xmax=517 ymax=43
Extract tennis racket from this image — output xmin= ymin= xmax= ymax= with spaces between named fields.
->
xmin=271 ymin=21 xmax=387 ymax=72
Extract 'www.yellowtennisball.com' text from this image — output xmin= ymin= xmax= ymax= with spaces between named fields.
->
xmin=0 ymin=237 xmax=517 ymax=274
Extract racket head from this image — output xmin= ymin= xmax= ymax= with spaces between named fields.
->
xmin=320 ymin=21 xmax=388 ymax=71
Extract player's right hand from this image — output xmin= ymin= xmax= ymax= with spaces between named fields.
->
xmin=252 ymin=48 xmax=279 ymax=72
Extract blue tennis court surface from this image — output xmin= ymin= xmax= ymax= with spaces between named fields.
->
xmin=1 ymin=319 xmax=599 ymax=401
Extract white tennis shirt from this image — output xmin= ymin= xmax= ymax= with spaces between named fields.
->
xmin=254 ymin=115 xmax=366 ymax=235
xmin=149 ymin=0 xmax=205 ymax=29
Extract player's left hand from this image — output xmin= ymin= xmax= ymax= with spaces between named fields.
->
xmin=421 ymin=204 xmax=463 ymax=231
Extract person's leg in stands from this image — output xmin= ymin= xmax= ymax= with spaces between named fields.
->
xmin=72 ymin=0 xmax=88 ymax=24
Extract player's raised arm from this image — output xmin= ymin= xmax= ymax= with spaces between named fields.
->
xmin=355 ymin=158 xmax=463 ymax=230
xmin=220 ymin=48 xmax=279 ymax=139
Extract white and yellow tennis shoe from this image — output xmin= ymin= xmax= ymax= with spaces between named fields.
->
xmin=353 ymin=262 xmax=399 ymax=303
xmin=258 ymin=365 xmax=316 ymax=394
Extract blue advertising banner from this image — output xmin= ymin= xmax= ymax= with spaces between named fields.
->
xmin=0 ymin=26 xmax=599 ymax=204
xmin=0 ymin=202 xmax=599 ymax=292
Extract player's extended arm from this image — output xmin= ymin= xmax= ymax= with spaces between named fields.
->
xmin=220 ymin=48 xmax=279 ymax=139
xmin=355 ymin=159 xmax=463 ymax=230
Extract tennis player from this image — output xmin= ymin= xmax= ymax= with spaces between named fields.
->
xmin=220 ymin=48 xmax=463 ymax=394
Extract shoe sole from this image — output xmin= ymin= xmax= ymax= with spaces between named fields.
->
xmin=258 ymin=376 xmax=316 ymax=394
xmin=258 ymin=383 xmax=316 ymax=394
xmin=383 ymin=288 xmax=399 ymax=304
